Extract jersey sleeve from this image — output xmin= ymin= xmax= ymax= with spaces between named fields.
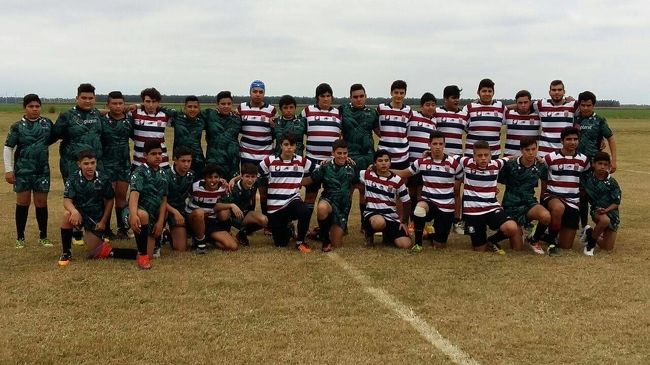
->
xmin=407 ymin=160 xmax=420 ymax=175
xmin=258 ymin=157 xmax=270 ymax=178
xmin=497 ymin=161 xmax=511 ymax=184
xmin=600 ymin=117 xmax=614 ymax=139
xmin=103 ymin=179 xmax=115 ymax=200
xmin=396 ymin=179 xmax=410 ymax=203
xmin=303 ymin=158 xmax=313 ymax=177
xmin=359 ymin=170 xmax=366 ymax=185
xmin=310 ymin=163 xmax=324 ymax=183
xmin=4 ymin=122 xmax=19 ymax=148
xmin=52 ymin=112 xmax=68 ymax=141
xmin=129 ymin=170 xmax=144 ymax=192
xmin=610 ymin=178 xmax=622 ymax=205
xmin=63 ymin=178 xmax=74 ymax=199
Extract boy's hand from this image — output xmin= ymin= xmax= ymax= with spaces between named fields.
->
xmin=228 ymin=176 xmax=240 ymax=189
xmin=174 ymin=211 xmax=185 ymax=226
xmin=94 ymin=221 xmax=105 ymax=232
xmin=346 ymin=157 xmax=356 ymax=165
xmin=5 ymin=172 xmax=15 ymax=184
xmin=70 ymin=210 xmax=82 ymax=226
xmin=596 ymin=207 xmax=607 ymax=215
xmin=230 ymin=204 xmax=244 ymax=220
xmin=610 ymin=161 xmax=617 ymax=173
xmin=219 ymin=178 xmax=231 ymax=192
xmin=129 ymin=213 xmax=142 ymax=234
xmin=399 ymin=223 xmax=409 ymax=234
xmin=152 ymin=222 xmax=163 ymax=238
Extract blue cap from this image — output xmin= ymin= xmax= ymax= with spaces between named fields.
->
xmin=250 ymin=80 xmax=265 ymax=91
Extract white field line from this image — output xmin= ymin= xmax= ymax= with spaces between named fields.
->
xmin=621 ymin=169 xmax=650 ymax=175
xmin=328 ymin=252 xmax=480 ymax=365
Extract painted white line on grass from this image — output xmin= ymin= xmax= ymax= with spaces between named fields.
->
xmin=622 ymin=169 xmax=650 ymax=175
xmin=328 ymin=252 xmax=480 ymax=365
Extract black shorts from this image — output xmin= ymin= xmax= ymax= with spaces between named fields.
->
xmin=541 ymin=195 xmax=579 ymax=230
xmin=464 ymin=209 xmax=513 ymax=247
xmin=391 ymin=160 xmax=410 ymax=171
xmin=205 ymin=217 xmax=231 ymax=235
xmin=406 ymin=171 xmax=423 ymax=188
xmin=421 ymin=201 xmax=455 ymax=244
xmin=363 ymin=213 xmax=408 ymax=244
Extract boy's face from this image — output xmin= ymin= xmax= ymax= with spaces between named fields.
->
xmin=561 ymin=134 xmax=579 ymax=153
xmin=391 ymin=88 xmax=406 ymax=105
xmin=241 ymin=173 xmax=257 ymax=190
xmin=24 ymin=101 xmax=41 ymax=120
xmin=350 ymin=89 xmax=367 ymax=108
xmin=145 ymin=148 xmax=163 ymax=167
xmin=593 ymin=160 xmax=610 ymax=175
xmin=107 ymin=98 xmax=124 ymax=115
xmin=143 ymin=96 xmax=160 ymax=114
xmin=579 ymin=100 xmax=595 ymax=117
xmin=521 ymin=143 xmax=538 ymax=162
xmin=332 ymin=147 xmax=348 ymax=166
xmin=250 ymin=88 xmax=265 ymax=105
xmin=516 ymin=96 xmax=531 ymax=114
xmin=473 ymin=148 xmax=491 ymax=168
xmin=204 ymin=173 xmax=221 ymax=191
xmin=184 ymin=101 xmax=200 ymax=119
xmin=478 ymin=87 xmax=494 ymax=104
xmin=280 ymin=140 xmax=296 ymax=157
xmin=317 ymin=92 xmax=332 ymax=110
xmin=77 ymin=157 xmax=97 ymax=178
xmin=444 ymin=95 xmax=460 ymax=111
xmin=76 ymin=92 xmax=96 ymax=111
xmin=281 ymin=104 xmax=296 ymax=119
xmin=374 ymin=155 xmax=391 ymax=173
xmin=549 ymin=84 xmax=565 ymax=102
xmin=217 ymin=98 xmax=233 ymax=115
xmin=430 ymin=138 xmax=445 ymax=159
xmin=174 ymin=155 xmax=192 ymax=175
xmin=421 ymin=101 xmax=436 ymax=117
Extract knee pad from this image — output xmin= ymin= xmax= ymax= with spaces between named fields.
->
xmin=414 ymin=206 xmax=427 ymax=218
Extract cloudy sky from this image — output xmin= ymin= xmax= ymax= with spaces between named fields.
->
xmin=1 ymin=0 xmax=649 ymax=104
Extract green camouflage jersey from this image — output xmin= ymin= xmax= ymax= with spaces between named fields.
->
xmin=498 ymin=158 xmax=547 ymax=225
xmin=53 ymin=107 xmax=104 ymax=179
xmin=340 ymin=103 xmax=378 ymax=160
xmin=165 ymin=166 xmax=195 ymax=212
xmin=130 ymin=163 xmax=168 ymax=219
xmin=273 ymin=116 xmax=306 ymax=156
xmin=162 ymin=108 xmax=206 ymax=167
xmin=223 ymin=180 xmax=257 ymax=212
xmin=203 ymin=109 xmax=241 ymax=180
xmin=5 ymin=116 xmax=54 ymax=192
xmin=101 ymin=114 xmax=133 ymax=182
xmin=580 ymin=171 xmax=621 ymax=231
xmin=311 ymin=161 xmax=356 ymax=229
xmin=574 ymin=113 xmax=613 ymax=159
xmin=64 ymin=170 xmax=114 ymax=231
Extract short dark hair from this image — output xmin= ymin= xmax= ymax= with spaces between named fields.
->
xmin=240 ymin=163 xmax=258 ymax=176
xmin=391 ymin=80 xmax=407 ymax=92
xmin=280 ymin=132 xmax=296 ymax=145
xmin=140 ymin=87 xmax=162 ymax=101
xmin=477 ymin=78 xmax=494 ymax=91
xmin=332 ymin=139 xmax=348 ymax=151
xmin=550 ymin=80 xmax=564 ymax=89
xmin=23 ymin=94 xmax=41 ymax=108
xmin=429 ymin=130 xmax=445 ymax=141
xmin=203 ymin=163 xmax=221 ymax=178
xmin=593 ymin=151 xmax=611 ymax=163
xmin=560 ymin=126 xmax=580 ymax=140
xmin=578 ymin=91 xmax=597 ymax=105
xmin=443 ymin=85 xmax=461 ymax=99
xmin=279 ymin=94 xmax=297 ymax=108
xmin=519 ymin=136 xmax=538 ymax=149
xmin=420 ymin=92 xmax=437 ymax=106
xmin=77 ymin=83 xmax=95 ymax=95
xmin=107 ymin=91 xmax=124 ymax=102
xmin=173 ymin=146 xmax=193 ymax=159
xmin=515 ymin=90 xmax=532 ymax=100
xmin=473 ymin=140 xmax=490 ymax=150
xmin=216 ymin=91 xmax=232 ymax=103
xmin=315 ymin=83 xmax=333 ymax=98
xmin=184 ymin=95 xmax=199 ymax=104
xmin=77 ymin=149 xmax=97 ymax=161
xmin=143 ymin=140 xmax=162 ymax=154
xmin=350 ymin=83 xmax=365 ymax=94
xmin=373 ymin=149 xmax=391 ymax=162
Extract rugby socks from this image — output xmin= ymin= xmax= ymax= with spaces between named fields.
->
xmin=61 ymin=228 xmax=73 ymax=255
xmin=135 ymin=224 xmax=150 ymax=255
xmin=115 ymin=206 xmax=127 ymax=230
xmin=533 ymin=223 xmax=548 ymax=242
xmin=586 ymin=227 xmax=597 ymax=250
xmin=35 ymin=207 xmax=48 ymax=239
xmin=241 ymin=223 xmax=262 ymax=236
xmin=72 ymin=229 xmax=84 ymax=241
xmin=579 ymin=198 xmax=589 ymax=229
xmin=15 ymin=204 xmax=28 ymax=240
xmin=317 ymin=215 xmax=333 ymax=245
xmin=413 ymin=215 xmax=426 ymax=245
xmin=487 ymin=230 xmax=507 ymax=244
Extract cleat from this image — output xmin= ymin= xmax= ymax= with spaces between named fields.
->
xmin=195 ymin=243 xmax=207 ymax=255
xmin=321 ymin=243 xmax=333 ymax=253
xmin=91 ymin=239 xmax=113 ymax=259
xmin=306 ymin=226 xmax=320 ymax=241
xmin=263 ymin=228 xmax=273 ymax=236
xmin=410 ymin=244 xmax=423 ymax=253
xmin=583 ymin=245 xmax=595 ymax=256
xmin=15 ymin=238 xmax=26 ymax=249
xmin=39 ymin=238 xmax=53 ymax=247
xmin=453 ymin=221 xmax=465 ymax=235
xmin=160 ymin=229 xmax=170 ymax=247
xmin=424 ymin=223 xmax=434 ymax=237
xmin=236 ymin=230 xmax=250 ymax=246
xmin=490 ymin=242 xmax=506 ymax=255
xmin=529 ymin=241 xmax=545 ymax=255
xmin=579 ymin=225 xmax=591 ymax=246
xmin=72 ymin=237 xmax=85 ymax=246
xmin=58 ymin=252 xmax=72 ymax=267
xmin=527 ymin=221 xmax=538 ymax=241
xmin=296 ymin=242 xmax=312 ymax=253
xmin=116 ymin=228 xmax=130 ymax=240
xmin=152 ymin=247 xmax=161 ymax=259
xmin=547 ymin=244 xmax=560 ymax=257
xmin=136 ymin=254 xmax=151 ymax=269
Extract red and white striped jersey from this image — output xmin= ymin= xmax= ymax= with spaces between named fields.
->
xmin=463 ymin=101 xmax=506 ymax=158
xmin=435 ymin=106 xmax=468 ymax=156
xmin=407 ymin=111 xmax=436 ymax=162
xmin=301 ymin=105 xmax=341 ymax=162
xmin=238 ymin=102 xmax=276 ymax=163
xmin=185 ymin=180 xmax=228 ymax=218
xmin=360 ymin=169 xmax=410 ymax=222
xmin=534 ymin=99 xmax=576 ymax=157
xmin=504 ymin=110 xmax=540 ymax=157
xmin=130 ymin=108 xmax=171 ymax=168
xmin=408 ymin=155 xmax=463 ymax=212
xmin=259 ymin=155 xmax=311 ymax=214
xmin=543 ymin=151 xmax=589 ymax=209
xmin=459 ymin=156 xmax=508 ymax=215
xmin=377 ymin=103 xmax=412 ymax=164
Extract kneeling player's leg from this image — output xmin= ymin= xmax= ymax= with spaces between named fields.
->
xmin=114 ymin=181 xmax=129 ymax=232
xmin=242 ymin=211 xmax=267 ymax=232
xmin=384 ymin=220 xmax=411 ymax=249
xmin=431 ymin=209 xmax=454 ymax=248
xmin=600 ymin=229 xmax=617 ymax=251
xmin=210 ymin=230 xmax=238 ymax=251
xmin=558 ymin=204 xmax=579 ymax=250
xmin=369 ymin=215 xmax=387 ymax=233
xmin=134 ymin=209 xmax=151 ymax=256
xmin=501 ymin=220 xmax=521 ymax=250
xmin=465 ymin=215 xmax=488 ymax=252
xmin=317 ymin=200 xmax=333 ymax=245
xmin=170 ymin=226 xmax=188 ymax=251
xmin=291 ymin=200 xmax=311 ymax=244
xmin=544 ymin=197 xmax=565 ymax=240
xmin=268 ymin=210 xmax=290 ymax=247
xmin=189 ymin=209 xmax=207 ymax=242
xmin=412 ymin=201 xmax=430 ymax=246
xmin=60 ymin=211 xmax=74 ymax=259
xmin=527 ymin=204 xmax=551 ymax=242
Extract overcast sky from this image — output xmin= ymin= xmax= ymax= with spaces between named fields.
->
xmin=1 ymin=0 xmax=649 ymax=104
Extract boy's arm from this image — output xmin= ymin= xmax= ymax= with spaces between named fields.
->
xmin=128 ymin=191 xmax=142 ymax=234
xmin=606 ymin=136 xmax=617 ymax=173
xmin=152 ymin=197 xmax=167 ymax=237
xmin=63 ymin=198 xmax=82 ymax=226
xmin=97 ymin=198 xmax=114 ymax=231
xmin=391 ymin=167 xmax=414 ymax=179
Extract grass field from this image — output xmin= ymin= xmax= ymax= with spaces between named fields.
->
xmin=1 ymin=107 xmax=649 ymax=364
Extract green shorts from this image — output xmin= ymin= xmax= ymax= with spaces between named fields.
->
xmin=591 ymin=209 xmax=620 ymax=232
xmin=14 ymin=173 xmax=50 ymax=193
xmin=321 ymin=197 xmax=351 ymax=231
xmin=103 ymin=161 xmax=131 ymax=182
xmin=350 ymin=154 xmax=373 ymax=185
xmin=504 ymin=202 xmax=537 ymax=227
